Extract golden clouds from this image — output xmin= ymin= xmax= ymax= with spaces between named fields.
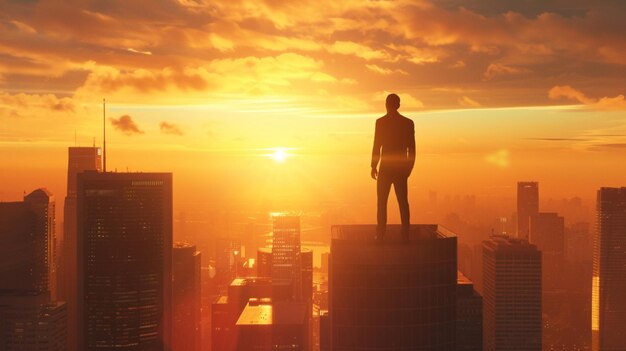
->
xmin=548 ymin=85 xmax=626 ymax=110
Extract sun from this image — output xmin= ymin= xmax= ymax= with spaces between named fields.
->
xmin=271 ymin=148 xmax=288 ymax=163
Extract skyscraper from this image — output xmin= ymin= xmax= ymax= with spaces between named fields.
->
xmin=592 ymin=187 xmax=626 ymax=350
xmin=456 ymin=271 xmax=482 ymax=351
xmin=172 ymin=242 xmax=201 ymax=351
xmin=529 ymin=212 xmax=564 ymax=292
xmin=0 ymin=189 xmax=55 ymax=295
xmin=329 ymin=224 xmax=457 ymax=350
xmin=0 ymin=188 xmax=67 ymax=350
xmin=272 ymin=214 xmax=301 ymax=299
xmin=483 ymin=236 xmax=541 ymax=351
xmin=517 ymin=181 xmax=539 ymax=239
xmin=77 ymin=172 xmax=172 ymax=350
xmin=60 ymin=146 xmax=101 ymax=351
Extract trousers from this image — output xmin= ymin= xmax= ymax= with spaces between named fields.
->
xmin=376 ymin=170 xmax=410 ymax=236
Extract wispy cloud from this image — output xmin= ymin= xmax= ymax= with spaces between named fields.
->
xmin=160 ymin=121 xmax=184 ymax=135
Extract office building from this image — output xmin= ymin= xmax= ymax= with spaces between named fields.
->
xmin=77 ymin=172 xmax=172 ymax=350
xmin=0 ymin=189 xmax=55 ymax=295
xmin=592 ymin=187 xmax=626 ymax=350
xmin=529 ymin=212 xmax=564 ymax=292
xmin=517 ymin=181 xmax=539 ymax=239
xmin=236 ymin=298 xmax=308 ymax=351
xmin=483 ymin=236 xmax=541 ymax=351
xmin=60 ymin=146 xmax=101 ymax=350
xmin=0 ymin=189 xmax=66 ymax=350
xmin=456 ymin=271 xmax=482 ymax=351
xmin=329 ymin=224 xmax=457 ymax=350
xmin=272 ymin=214 xmax=301 ymax=299
xmin=173 ymin=243 xmax=201 ymax=351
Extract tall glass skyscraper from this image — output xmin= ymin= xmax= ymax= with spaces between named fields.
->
xmin=592 ymin=187 xmax=626 ymax=351
xmin=77 ymin=172 xmax=172 ymax=350
xmin=517 ymin=181 xmax=539 ymax=239
xmin=272 ymin=214 xmax=301 ymax=299
xmin=60 ymin=146 xmax=101 ymax=350
xmin=483 ymin=236 xmax=541 ymax=351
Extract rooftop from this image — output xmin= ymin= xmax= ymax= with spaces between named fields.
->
xmin=236 ymin=298 xmax=306 ymax=326
xmin=331 ymin=224 xmax=455 ymax=242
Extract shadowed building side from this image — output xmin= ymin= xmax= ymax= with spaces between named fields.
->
xmin=77 ymin=172 xmax=172 ymax=351
xmin=329 ymin=224 xmax=457 ymax=351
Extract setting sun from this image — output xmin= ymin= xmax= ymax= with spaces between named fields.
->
xmin=271 ymin=148 xmax=288 ymax=163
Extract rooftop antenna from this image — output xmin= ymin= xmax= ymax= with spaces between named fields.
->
xmin=103 ymin=98 xmax=107 ymax=173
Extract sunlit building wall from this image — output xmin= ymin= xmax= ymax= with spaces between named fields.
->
xmin=592 ymin=187 xmax=626 ymax=351
xmin=272 ymin=215 xmax=301 ymax=300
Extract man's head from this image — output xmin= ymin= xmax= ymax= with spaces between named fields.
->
xmin=386 ymin=93 xmax=400 ymax=113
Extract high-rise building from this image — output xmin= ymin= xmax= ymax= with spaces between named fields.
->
xmin=329 ymin=224 xmax=457 ymax=350
xmin=592 ymin=187 xmax=626 ymax=350
xmin=517 ymin=181 xmax=539 ymax=239
xmin=257 ymin=246 xmax=313 ymax=303
xmin=59 ymin=146 xmax=101 ymax=351
xmin=272 ymin=215 xmax=302 ymax=300
xmin=76 ymin=172 xmax=172 ymax=350
xmin=173 ymin=243 xmax=201 ymax=351
xmin=0 ymin=189 xmax=67 ymax=350
xmin=456 ymin=271 xmax=482 ymax=351
xmin=0 ymin=295 xmax=67 ymax=350
xmin=529 ymin=212 xmax=564 ymax=292
xmin=0 ymin=189 xmax=55 ymax=295
xmin=483 ymin=236 xmax=541 ymax=351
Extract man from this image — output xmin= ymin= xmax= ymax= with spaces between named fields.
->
xmin=371 ymin=93 xmax=416 ymax=242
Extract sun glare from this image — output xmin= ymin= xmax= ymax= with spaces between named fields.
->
xmin=272 ymin=148 xmax=288 ymax=163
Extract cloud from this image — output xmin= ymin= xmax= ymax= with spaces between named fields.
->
xmin=110 ymin=115 xmax=144 ymax=135
xmin=548 ymin=85 xmax=626 ymax=110
xmin=458 ymin=96 xmax=481 ymax=108
xmin=485 ymin=149 xmax=509 ymax=168
xmin=365 ymin=64 xmax=407 ymax=75
xmin=0 ymin=92 xmax=75 ymax=116
xmin=484 ymin=63 xmax=528 ymax=80
xmin=548 ymin=85 xmax=595 ymax=105
xmin=160 ymin=121 xmax=184 ymax=135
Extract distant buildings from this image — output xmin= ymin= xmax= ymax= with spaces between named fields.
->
xmin=592 ymin=187 xmax=626 ymax=350
xmin=173 ymin=243 xmax=201 ymax=351
xmin=529 ymin=212 xmax=564 ymax=292
xmin=329 ymin=224 xmax=457 ymax=350
xmin=0 ymin=188 xmax=67 ymax=350
xmin=59 ymin=146 xmax=102 ymax=351
xmin=517 ymin=181 xmax=539 ymax=239
xmin=483 ymin=236 xmax=541 ymax=351
xmin=76 ymin=172 xmax=172 ymax=350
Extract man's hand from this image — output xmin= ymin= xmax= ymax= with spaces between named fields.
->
xmin=371 ymin=167 xmax=378 ymax=180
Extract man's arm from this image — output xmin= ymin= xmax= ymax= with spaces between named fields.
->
xmin=371 ymin=119 xmax=381 ymax=179
xmin=407 ymin=120 xmax=416 ymax=176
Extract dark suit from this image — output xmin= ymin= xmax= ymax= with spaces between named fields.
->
xmin=371 ymin=113 xmax=415 ymax=237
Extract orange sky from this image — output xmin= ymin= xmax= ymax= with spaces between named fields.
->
xmin=1 ymin=0 xmax=626 ymax=218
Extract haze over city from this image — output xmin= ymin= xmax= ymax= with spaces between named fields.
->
xmin=1 ymin=1 xmax=626 ymax=350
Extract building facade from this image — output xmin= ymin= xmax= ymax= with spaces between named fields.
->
xmin=517 ymin=181 xmax=539 ymax=239
xmin=483 ymin=236 xmax=541 ymax=351
xmin=329 ymin=224 xmax=457 ymax=351
xmin=77 ymin=172 xmax=172 ymax=350
xmin=172 ymin=243 xmax=201 ymax=351
xmin=592 ymin=187 xmax=626 ymax=351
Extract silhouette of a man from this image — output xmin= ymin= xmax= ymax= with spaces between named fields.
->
xmin=371 ymin=93 xmax=415 ymax=242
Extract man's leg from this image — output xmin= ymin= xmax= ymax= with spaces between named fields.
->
xmin=376 ymin=171 xmax=393 ymax=239
xmin=393 ymin=174 xmax=410 ymax=241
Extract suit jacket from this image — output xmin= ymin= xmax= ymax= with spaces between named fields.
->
xmin=371 ymin=113 xmax=415 ymax=175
